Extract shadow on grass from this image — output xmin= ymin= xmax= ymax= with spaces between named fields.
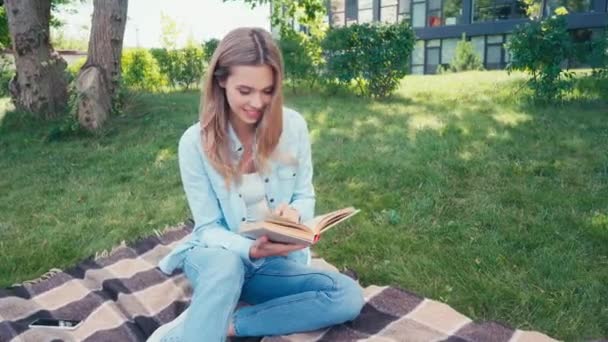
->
xmin=285 ymin=76 xmax=608 ymax=339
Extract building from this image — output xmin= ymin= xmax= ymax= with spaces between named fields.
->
xmin=327 ymin=0 xmax=608 ymax=74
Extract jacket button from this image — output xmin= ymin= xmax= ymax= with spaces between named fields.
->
xmin=292 ymin=173 xmax=296 ymax=176
xmin=241 ymin=217 xmax=246 ymax=222
xmin=264 ymin=178 xmax=269 ymax=183
xmin=238 ymin=193 xmax=242 ymax=198
xmin=269 ymin=198 xmax=274 ymax=203
xmin=237 ymin=147 xmax=243 ymax=151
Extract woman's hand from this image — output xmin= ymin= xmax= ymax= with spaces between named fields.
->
xmin=273 ymin=203 xmax=300 ymax=223
xmin=249 ymin=235 xmax=307 ymax=259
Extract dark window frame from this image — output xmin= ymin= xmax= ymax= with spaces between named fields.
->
xmin=424 ymin=39 xmax=443 ymax=74
xmin=472 ymin=0 xmax=527 ymax=22
xmin=484 ymin=34 xmax=506 ymax=69
xmin=380 ymin=0 xmax=400 ymax=23
xmin=346 ymin=0 xmax=359 ymax=23
xmin=358 ymin=0 xmax=375 ymax=23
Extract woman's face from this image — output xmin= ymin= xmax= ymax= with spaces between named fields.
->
xmin=221 ymin=64 xmax=275 ymax=127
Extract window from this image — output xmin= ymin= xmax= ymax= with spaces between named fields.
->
xmin=473 ymin=0 xmax=527 ymax=22
xmin=398 ymin=0 xmax=411 ymax=22
xmin=443 ymin=0 xmax=464 ymax=25
xmin=381 ymin=0 xmax=399 ymax=23
xmin=485 ymin=35 xmax=505 ymax=69
xmin=412 ymin=40 xmax=425 ymax=74
xmin=428 ymin=0 xmax=442 ymax=26
xmin=359 ymin=0 xmax=374 ymax=23
xmin=332 ymin=0 xmax=346 ymax=26
xmin=471 ymin=36 xmax=486 ymax=63
xmin=425 ymin=39 xmax=441 ymax=74
xmin=346 ymin=0 xmax=358 ymax=25
xmin=412 ymin=1 xmax=426 ymax=27
xmin=441 ymin=38 xmax=460 ymax=65
xmin=545 ymin=0 xmax=592 ymax=13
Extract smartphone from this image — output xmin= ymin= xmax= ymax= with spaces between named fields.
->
xmin=28 ymin=318 xmax=82 ymax=330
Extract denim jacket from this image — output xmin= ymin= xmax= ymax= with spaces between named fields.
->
xmin=158 ymin=108 xmax=315 ymax=274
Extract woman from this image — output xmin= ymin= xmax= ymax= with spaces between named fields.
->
xmin=148 ymin=27 xmax=364 ymax=342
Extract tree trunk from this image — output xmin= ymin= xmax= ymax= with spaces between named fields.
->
xmin=75 ymin=0 xmax=128 ymax=131
xmin=5 ymin=0 xmax=68 ymax=119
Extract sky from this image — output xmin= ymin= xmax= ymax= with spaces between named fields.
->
xmin=56 ymin=0 xmax=271 ymax=48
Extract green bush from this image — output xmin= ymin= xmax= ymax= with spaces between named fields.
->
xmin=0 ymin=48 xmax=12 ymax=97
xmin=588 ymin=29 xmax=608 ymax=78
xmin=177 ymin=44 xmax=204 ymax=89
xmin=506 ymin=9 xmax=575 ymax=102
xmin=449 ymin=34 xmax=484 ymax=72
xmin=202 ymin=39 xmax=219 ymax=64
xmin=322 ymin=21 xmax=415 ymax=98
xmin=279 ymin=30 xmax=320 ymax=92
xmin=121 ymin=49 xmax=166 ymax=92
xmin=66 ymin=56 xmax=87 ymax=83
xmin=150 ymin=48 xmax=174 ymax=86
xmin=150 ymin=46 xmax=204 ymax=90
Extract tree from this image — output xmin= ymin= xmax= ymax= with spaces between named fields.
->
xmin=74 ymin=0 xmax=128 ymax=131
xmin=224 ymin=0 xmax=327 ymax=36
xmin=159 ymin=11 xmax=180 ymax=50
xmin=0 ymin=0 xmax=80 ymax=53
xmin=4 ymin=0 xmax=69 ymax=118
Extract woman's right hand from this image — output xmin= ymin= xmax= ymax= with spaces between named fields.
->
xmin=249 ymin=235 xmax=307 ymax=260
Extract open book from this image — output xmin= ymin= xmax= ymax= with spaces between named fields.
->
xmin=239 ymin=207 xmax=360 ymax=245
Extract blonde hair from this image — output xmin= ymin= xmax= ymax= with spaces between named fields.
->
xmin=200 ymin=27 xmax=284 ymax=185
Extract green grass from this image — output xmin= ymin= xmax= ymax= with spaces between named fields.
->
xmin=1 ymin=71 xmax=607 ymax=339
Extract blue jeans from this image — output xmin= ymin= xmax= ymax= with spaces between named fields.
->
xmin=177 ymin=247 xmax=364 ymax=341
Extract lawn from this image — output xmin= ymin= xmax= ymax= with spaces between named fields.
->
xmin=1 ymin=71 xmax=607 ymax=339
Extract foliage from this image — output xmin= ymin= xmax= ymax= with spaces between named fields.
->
xmin=150 ymin=48 xmax=176 ymax=87
xmin=588 ymin=29 xmax=608 ymax=78
xmin=448 ymin=34 xmax=484 ymax=72
xmin=0 ymin=44 xmax=11 ymax=97
xmin=0 ymin=6 xmax=9 ymax=48
xmin=0 ymin=0 xmax=83 ymax=48
xmin=150 ymin=45 xmax=204 ymax=90
xmin=50 ymin=26 xmax=89 ymax=51
xmin=177 ymin=44 xmax=204 ymax=89
xmin=279 ymin=30 xmax=321 ymax=92
xmin=121 ymin=49 xmax=166 ymax=92
xmin=202 ymin=38 xmax=219 ymax=63
xmin=506 ymin=8 xmax=575 ymax=102
xmin=321 ymin=21 xmax=415 ymax=98
xmin=65 ymin=56 xmax=86 ymax=81
xmin=159 ymin=11 xmax=181 ymax=50
xmin=225 ymin=0 xmax=327 ymax=37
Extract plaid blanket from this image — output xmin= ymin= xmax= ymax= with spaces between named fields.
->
xmin=0 ymin=223 xmax=559 ymax=342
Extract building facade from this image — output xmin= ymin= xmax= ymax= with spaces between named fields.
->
xmin=327 ymin=0 xmax=608 ymax=74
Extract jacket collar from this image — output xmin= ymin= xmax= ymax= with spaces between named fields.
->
xmin=227 ymin=122 xmax=244 ymax=153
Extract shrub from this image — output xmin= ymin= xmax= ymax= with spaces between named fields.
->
xmin=202 ymin=39 xmax=219 ymax=64
xmin=322 ymin=21 xmax=415 ymax=98
xmin=588 ymin=29 xmax=608 ymax=78
xmin=150 ymin=46 xmax=204 ymax=90
xmin=449 ymin=34 xmax=484 ymax=72
xmin=66 ymin=56 xmax=87 ymax=83
xmin=121 ymin=49 xmax=166 ymax=92
xmin=176 ymin=44 xmax=204 ymax=89
xmin=0 ymin=47 xmax=12 ymax=97
xmin=279 ymin=30 xmax=320 ymax=92
xmin=506 ymin=8 xmax=575 ymax=102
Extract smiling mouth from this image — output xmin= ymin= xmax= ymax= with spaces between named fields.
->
xmin=244 ymin=109 xmax=263 ymax=120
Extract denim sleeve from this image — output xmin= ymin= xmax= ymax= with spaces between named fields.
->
xmin=178 ymin=129 xmax=256 ymax=264
xmin=289 ymin=117 xmax=316 ymax=222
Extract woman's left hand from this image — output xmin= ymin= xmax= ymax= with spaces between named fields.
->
xmin=273 ymin=203 xmax=300 ymax=223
